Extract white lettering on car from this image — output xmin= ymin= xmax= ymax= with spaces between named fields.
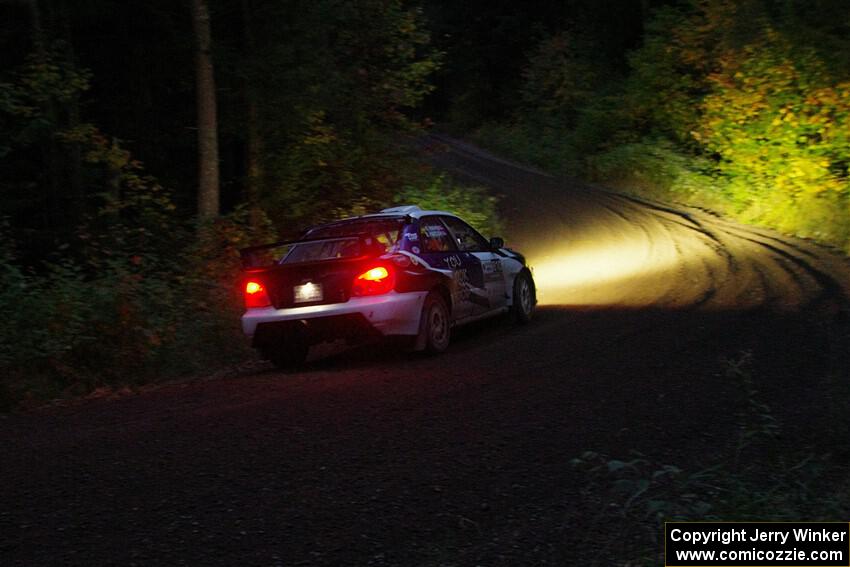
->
xmin=443 ymin=255 xmax=462 ymax=269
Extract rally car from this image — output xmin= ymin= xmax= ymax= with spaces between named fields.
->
xmin=239 ymin=205 xmax=536 ymax=368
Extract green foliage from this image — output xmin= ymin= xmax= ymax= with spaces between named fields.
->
xmin=571 ymin=451 xmax=718 ymax=523
xmin=0 ymin=2 xmax=443 ymax=406
xmin=521 ymin=32 xmax=601 ymax=128
xmin=267 ymin=111 xmax=399 ymax=229
xmin=0 ymin=46 xmax=94 ymax=251
xmin=720 ymin=350 xmax=782 ymax=465
xmin=571 ymin=448 xmax=847 ymax=564
xmin=0 ymin=232 xmax=90 ymax=371
xmin=60 ymin=124 xmax=183 ymax=267
xmin=395 ymin=174 xmax=504 ymax=238
xmin=474 ymin=0 xmax=850 ymax=253
xmin=696 ymin=30 xmax=850 ymax=243
xmin=479 ymin=29 xmax=626 ymax=172
xmin=235 ymin=0 xmax=441 ymax=231
xmin=570 ymin=348 xmax=850 ymax=564
xmin=0 ymin=166 xmax=277 ymax=406
xmin=588 ymin=138 xmax=730 ymax=210
xmin=621 ymin=0 xmax=757 ymax=144
xmin=473 ymin=121 xmax=583 ymax=177
xmin=0 ymin=47 xmax=91 ymax=155
xmin=625 ymin=1 xmax=850 ymax=249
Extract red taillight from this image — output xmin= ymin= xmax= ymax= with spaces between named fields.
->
xmin=244 ymin=280 xmax=271 ymax=308
xmin=352 ymin=265 xmax=395 ymax=296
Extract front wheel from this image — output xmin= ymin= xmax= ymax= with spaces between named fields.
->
xmin=511 ymin=270 xmax=536 ymax=324
xmin=418 ymin=291 xmax=451 ymax=354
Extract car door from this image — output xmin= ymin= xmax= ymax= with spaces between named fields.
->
xmin=416 ymin=216 xmax=473 ymax=320
xmin=440 ymin=215 xmax=508 ymax=315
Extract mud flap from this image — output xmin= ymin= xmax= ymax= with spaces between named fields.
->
xmin=413 ymin=305 xmax=428 ymax=351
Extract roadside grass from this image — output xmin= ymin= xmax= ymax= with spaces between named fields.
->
xmin=471 ymin=124 xmax=850 ymax=254
xmin=472 ymin=122 xmax=583 ymax=179
xmin=570 ymin=449 xmax=850 ymax=565
xmin=567 ymin=321 xmax=850 ymax=566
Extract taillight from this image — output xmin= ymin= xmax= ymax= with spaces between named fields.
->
xmin=352 ymin=265 xmax=395 ymax=296
xmin=244 ymin=280 xmax=271 ymax=308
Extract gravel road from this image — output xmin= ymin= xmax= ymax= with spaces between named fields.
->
xmin=2 ymin=137 xmax=849 ymax=566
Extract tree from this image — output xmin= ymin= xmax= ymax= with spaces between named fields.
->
xmin=696 ymin=30 xmax=850 ymax=241
xmin=241 ymin=0 xmax=263 ymax=223
xmin=191 ymin=0 xmax=220 ymax=220
xmin=521 ymin=31 xmax=601 ymax=128
xmin=232 ymin=0 xmax=440 ymax=229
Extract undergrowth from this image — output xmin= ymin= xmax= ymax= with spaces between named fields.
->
xmin=569 ymin=343 xmax=850 ymax=565
xmin=0 ymin=168 xmax=505 ymax=410
xmin=0 ymin=203 xmax=277 ymax=411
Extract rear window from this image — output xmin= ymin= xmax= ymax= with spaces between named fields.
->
xmin=281 ymin=238 xmax=361 ymax=264
xmin=280 ymin=218 xmax=404 ymax=264
xmin=305 ymin=218 xmax=403 ymax=242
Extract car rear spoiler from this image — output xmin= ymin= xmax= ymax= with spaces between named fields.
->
xmin=239 ymin=235 xmax=375 ymax=269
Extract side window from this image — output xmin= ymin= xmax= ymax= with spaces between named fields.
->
xmin=441 ymin=216 xmax=490 ymax=252
xmin=419 ymin=216 xmax=457 ymax=253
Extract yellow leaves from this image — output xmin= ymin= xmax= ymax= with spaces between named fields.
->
xmin=302 ymin=111 xmax=338 ymax=147
xmin=695 ymin=29 xmax=850 ymax=207
xmin=770 ymin=156 xmax=841 ymax=196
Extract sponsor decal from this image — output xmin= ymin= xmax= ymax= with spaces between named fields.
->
xmin=443 ymin=255 xmax=462 ymax=269
xmin=483 ymin=259 xmax=503 ymax=275
xmin=424 ymin=225 xmax=448 ymax=237
xmin=454 ymin=268 xmax=471 ymax=301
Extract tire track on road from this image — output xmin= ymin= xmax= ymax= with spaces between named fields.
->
xmin=424 ymin=135 xmax=850 ymax=313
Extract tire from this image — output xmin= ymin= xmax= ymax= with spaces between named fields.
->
xmin=418 ymin=291 xmax=451 ymax=354
xmin=511 ymin=270 xmax=536 ymax=324
xmin=263 ymin=337 xmax=308 ymax=370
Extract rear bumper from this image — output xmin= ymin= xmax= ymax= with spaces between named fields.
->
xmin=241 ymin=290 xmax=428 ymax=339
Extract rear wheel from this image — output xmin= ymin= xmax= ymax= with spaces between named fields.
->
xmin=418 ymin=291 xmax=451 ymax=354
xmin=511 ymin=270 xmax=536 ymax=324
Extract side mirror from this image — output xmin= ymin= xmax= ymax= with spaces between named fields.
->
xmin=489 ymin=236 xmax=504 ymax=250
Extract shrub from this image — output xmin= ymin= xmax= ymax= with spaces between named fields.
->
xmin=473 ymin=121 xmax=582 ymax=177
xmin=521 ymin=32 xmax=600 ymax=128
xmin=588 ymin=138 xmax=728 ymax=210
xmin=0 ymin=235 xmax=92 ymax=404
xmin=570 ymin=346 xmax=850 ymax=564
xmin=695 ymin=30 xmax=850 ymax=247
xmin=0 ymin=153 xmax=278 ymax=407
xmin=394 ymin=173 xmax=504 ymax=238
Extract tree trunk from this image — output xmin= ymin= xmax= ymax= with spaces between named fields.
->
xmin=28 ymin=0 xmax=45 ymax=54
xmin=28 ymin=0 xmax=53 ymax=234
xmin=242 ymin=0 xmax=264 ymax=228
xmin=56 ymin=1 xmax=83 ymax=224
xmin=191 ymin=0 xmax=220 ymax=220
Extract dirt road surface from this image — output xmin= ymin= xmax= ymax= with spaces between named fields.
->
xmin=2 ymin=137 xmax=849 ymax=565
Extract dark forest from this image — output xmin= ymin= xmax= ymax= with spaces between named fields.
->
xmin=3 ymin=2 xmax=850 ymax=565
xmin=1 ymin=0 xmax=848 ymax=402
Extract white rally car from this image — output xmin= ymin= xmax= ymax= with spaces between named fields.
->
xmin=240 ymin=206 xmax=535 ymax=368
